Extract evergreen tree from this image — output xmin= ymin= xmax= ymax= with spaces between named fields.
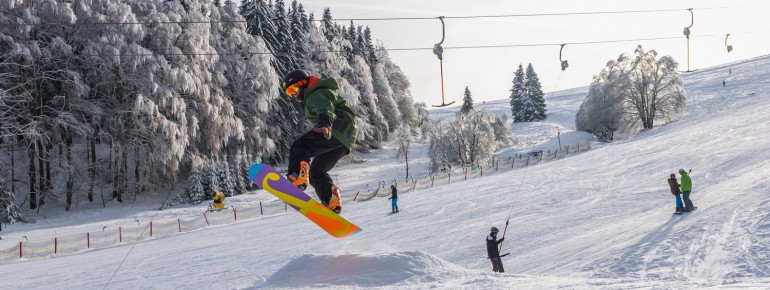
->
xmin=460 ymin=86 xmax=474 ymax=115
xmin=524 ymin=63 xmax=547 ymax=121
xmin=0 ymin=176 xmax=23 ymax=223
xmin=510 ymin=64 xmax=526 ymax=122
xmin=321 ymin=8 xmax=336 ymax=42
xmin=185 ymin=170 xmax=207 ymax=205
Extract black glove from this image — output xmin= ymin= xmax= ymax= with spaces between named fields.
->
xmin=499 ymin=237 xmax=504 ymax=242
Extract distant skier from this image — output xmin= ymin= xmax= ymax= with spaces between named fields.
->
xmin=486 ymin=227 xmax=505 ymax=273
xmin=667 ymin=173 xmax=684 ymax=213
xmin=281 ymin=69 xmax=357 ymax=214
xmin=388 ymin=185 xmax=399 ymax=214
xmin=679 ymin=169 xmax=696 ymax=212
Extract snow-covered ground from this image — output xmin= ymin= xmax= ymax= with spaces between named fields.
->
xmin=2 ymin=55 xmax=770 ymax=289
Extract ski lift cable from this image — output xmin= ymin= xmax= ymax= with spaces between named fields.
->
xmin=70 ymin=32 xmax=740 ymax=59
xmin=102 ymin=191 xmax=176 ymax=290
xmin=16 ymin=7 xmax=736 ymax=26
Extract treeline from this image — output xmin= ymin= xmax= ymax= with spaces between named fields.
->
xmin=0 ymin=0 xmax=418 ymax=213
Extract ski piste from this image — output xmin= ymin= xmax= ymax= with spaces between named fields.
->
xmin=248 ymin=164 xmax=362 ymax=238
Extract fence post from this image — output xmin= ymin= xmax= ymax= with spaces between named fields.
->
xmin=87 ymin=232 xmax=90 ymax=248
xmin=285 ymin=203 xmax=287 ymax=212
xmin=55 ymin=238 xmax=58 ymax=254
xmin=150 ymin=222 xmax=153 ymax=237
xmin=430 ymin=176 xmax=434 ymax=187
xmin=232 ymin=206 xmax=237 ymax=221
xmin=119 ymin=227 xmax=123 ymax=243
xmin=412 ymin=179 xmax=416 ymax=191
xmin=480 ymin=165 xmax=483 ymax=177
xmin=203 ymin=213 xmax=210 ymax=225
xmin=448 ymin=171 xmax=451 ymax=184
xmin=464 ymin=168 xmax=468 ymax=180
xmin=19 ymin=241 xmax=22 ymax=258
xmin=259 ymin=202 xmax=263 ymax=216
xmin=178 ymin=218 xmax=182 ymax=232
xmin=353 ymin=191 xmax=360 ymax=201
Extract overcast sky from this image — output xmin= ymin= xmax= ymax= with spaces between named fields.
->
xmin=300 ymin=0 xmax=769 ymax=106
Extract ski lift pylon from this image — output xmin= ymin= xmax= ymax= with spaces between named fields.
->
xmin=559 ymin=43 xmax=569 ymax=71
xmin=725 ymin=33 xmax=733 ymax=53
xmin=432 ymin=16 xmax=455 ymax=108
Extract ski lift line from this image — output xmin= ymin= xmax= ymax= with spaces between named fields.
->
xmin=102 ymin=191 xmax=175 ymax=290
xmin=71 ymin=32 xmax=736 ymax=59
xmin=16 ymin=7 xmax=735 ymax=26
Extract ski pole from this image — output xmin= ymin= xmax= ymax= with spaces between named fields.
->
xmin=498 ymin=218 xmax=509 ymax=253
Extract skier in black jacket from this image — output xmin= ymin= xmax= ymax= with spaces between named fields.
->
xmin=486 ymin=227 xmax=505 ymax=272
xmin=388 ymin=185 xmax=399 ymax=213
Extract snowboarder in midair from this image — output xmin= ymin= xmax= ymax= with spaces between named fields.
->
xmin=281 ymin=69 xmax=357 ymax=214
xmin=667 ymin=173 xmax=684 ymax=213
xmin=388 ymin=185 xmax=399 ymax=214
xmin=679 ymin=169 xmax=695 ymax=212
xmin=487 ymin=227 xmax=505 ymax=273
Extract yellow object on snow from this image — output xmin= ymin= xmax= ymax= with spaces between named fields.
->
xmin=213 ymin=192 xmax=225 ymax=209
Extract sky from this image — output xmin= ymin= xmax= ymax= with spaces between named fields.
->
xmin=2 ymin=54 xmax=770 ymax=289
xmin=301 ymin=0 xmax=770 ymax=106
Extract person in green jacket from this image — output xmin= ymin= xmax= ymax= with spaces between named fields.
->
xmin=281 ymin=69 xmax=357 ymax=214
xmin=679 ymin=169 xmax=696 ymax=212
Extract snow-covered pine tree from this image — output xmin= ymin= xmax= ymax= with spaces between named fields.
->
xmin=510 ymin=64 xmax=526 ymax=122
xmin=523 ymin=63 xmax=547 ymax=121
xmin=320 ymin=8 xmax=337 ymax=42
xmin=460 ymin=86 xmax=474 ymax=115
xmin=185 ymin=169 xmax=207 ymax=205
xmin=214 ymin=162 xmax=235 ymax=197
xmin=0 ymin=176 xmax=23 ymax=224
xmin=229 ymin=162 xmax=245 ymax=196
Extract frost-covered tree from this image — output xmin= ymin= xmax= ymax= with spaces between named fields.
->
xmin=460 ymin=86 xmax=474 ymax=115
xmin=523 ymin=63 xmax=547 ymax=121
xmin=426 ymin=110 xmax=500 ymax=172
xmin=395 ymin=124 xmax=413 ymax=178
xmin=509 ymin=64 xmax=526 ymax=122
xmin=0 ymin=176 xmax=23 ymax=224
xmin=624 ymin=45 xmax=685 ymax=129
xmin=576 ymin=45 xmax=685 ymax=140
xmin=414 ymin=102 xmax=430 ymax=140
xmin=576 ymin=59 xmax=627 ymax=141
xmin=184 ymin=169 xmax=207 ymax=205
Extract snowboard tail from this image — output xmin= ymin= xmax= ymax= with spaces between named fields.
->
xmin=248 ymin=164 xmax=361 ymax=238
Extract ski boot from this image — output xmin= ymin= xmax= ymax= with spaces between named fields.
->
xmin=327 ymin=185 xmax=342 ymax=214
xmin=287 ymin=161 xmax=310 ymax=191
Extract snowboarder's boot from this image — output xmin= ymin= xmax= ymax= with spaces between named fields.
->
xmin=328 ymin=185 xmax=342 ymax=214
xmin=287 ymin=161 xmax=310 ymax=191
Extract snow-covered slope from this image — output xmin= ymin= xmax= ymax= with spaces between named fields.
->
xmin=2 ymin=55 xmax=770 ymax=289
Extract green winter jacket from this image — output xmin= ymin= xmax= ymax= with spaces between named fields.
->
xmin=680 ymin=172 xmax=692 ymax=192
xmin=302 ymin=74 xmax=357 ymax=151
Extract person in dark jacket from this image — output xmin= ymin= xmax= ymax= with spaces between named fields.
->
xmin=486 ymin=227 xmax=505 ymax=272
xmin=667 ymin=173 xmax=684 ymax=213
xmin=388 ymin=185 xmax=399 ymax=213
xmin=281 ymin=69 xmax=357 ymax=214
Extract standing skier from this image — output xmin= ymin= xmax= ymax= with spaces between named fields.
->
xmin=679 ymin=169 xmax=695 ymax=212
xmin=667 ymin=173 xmax=684 ymax=213
xmin=280 ymin=69 xmax=357 ymax=214
xmin=486 ymin=227 xmax=505 ymax=273
xmin=388 ymin=185 xmax=399 ymax=214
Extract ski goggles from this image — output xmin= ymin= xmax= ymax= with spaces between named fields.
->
xmin=283 ymin=79 xmax=307 ymax=97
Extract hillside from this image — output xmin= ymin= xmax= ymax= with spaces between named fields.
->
xmin=1 ymin=55 xmax=770 ymax=289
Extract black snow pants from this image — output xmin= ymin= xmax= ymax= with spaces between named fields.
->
xmin=490 ymin=257 xmax=505 ymax=273
xmin=288 ymin=130 xmax=349 ymax=205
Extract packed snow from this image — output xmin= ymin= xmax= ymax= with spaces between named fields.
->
xmin=2 ymin=55 xmax=770 ymax=289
